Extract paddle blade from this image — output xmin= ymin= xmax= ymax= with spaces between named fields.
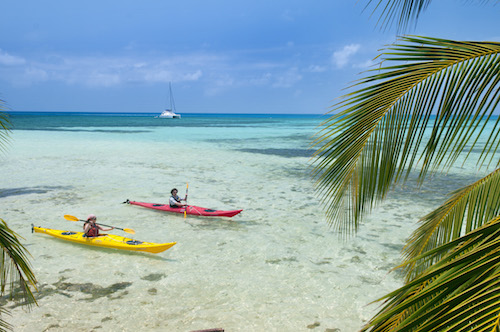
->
xmin=64 ymin=214 xmax=80 ymax=222
xmin=123 ymin=228 xmax=136 ymax=235
xmin=184 ymin=182 xmax=188 ymax=218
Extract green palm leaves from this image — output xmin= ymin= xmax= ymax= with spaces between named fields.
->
xmin=364 ymin=0 xmax=431 ymax=31
xmin=363 ymin=216 xmax=500 ymax=331
xmin=312 ymin=36 xmax=500 ymax=331
xmin=403 ymin=168 xmax=500 ymax=281
xmin=0 ymin=100 xmax=11 ymax=154
xmin=364 ymin=0 xmax=498 ymax=33
xmin=0 ymin=219 xmax=37 ymax=331
xmin=312 ymin=1 xmax=500 ymax=330
xmin=0 ymin=104 xmax=36 ymax=330
xmin=312 ymin=36 xmax=500 ymax=234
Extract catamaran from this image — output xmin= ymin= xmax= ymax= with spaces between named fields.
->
xmin=156 ymin=82 xmax=181 ymax=119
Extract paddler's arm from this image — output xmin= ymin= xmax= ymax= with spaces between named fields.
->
xmin=98 ymin=225 xmax=115 ymax=232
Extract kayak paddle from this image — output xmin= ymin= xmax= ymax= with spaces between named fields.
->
xmin=184 ymin=182 xmax=189 ymax=218
xmin=63 ymin=215 xmax=136 ymax=234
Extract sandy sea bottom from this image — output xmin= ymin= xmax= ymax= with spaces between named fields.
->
xmin=0 ymin=123 xmax=479 ymax=331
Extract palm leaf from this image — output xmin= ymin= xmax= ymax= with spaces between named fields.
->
xmin=364 ymin=0 xmax=432 ymax=32
xmin=0 ymin=219 xmax=37 ymax=332
xmin=402 ymin=168 xmax=500 ymax=281
xmin=363 ymin=1 xmax=499 ymax=33
xmin=0 ymin=102 xmax=36 ymax=331
xmin=362 ymin=215 xmax=500 ymax=331
xmin=0 ymin=99 xmax=11 ymax=154
xmin=0 ymin=219 xmax=37 ymax=303
xmin=312 ymin=36 xmax=500 ymax=233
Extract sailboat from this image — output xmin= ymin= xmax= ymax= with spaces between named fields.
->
xmin=156 ymin=82 xmax=181 ymax=119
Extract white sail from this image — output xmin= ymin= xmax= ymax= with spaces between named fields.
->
xmin=155 ymin=82 xmax=181 ymax=118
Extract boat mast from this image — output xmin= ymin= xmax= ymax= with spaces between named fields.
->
xmin=169 ymin=82 xmax=176 ymax=112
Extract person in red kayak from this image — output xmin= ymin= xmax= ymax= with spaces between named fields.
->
xmin=169 ymin=188 xmax=187 ymax=208
xmin=83 ymin=214 xmax=114 ymax=237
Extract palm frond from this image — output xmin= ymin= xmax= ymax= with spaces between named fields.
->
xmin=402 ymin=168 xmax=500 ymax=281
xmin=363 ymin=1 xmax=499 ymax=33
xmin=0 ymin=99 xmax=11 ymax=154
xmin=0 ymin=103 xmax=35 ymax=331
xmin=362 ymin=215 xmax=500 ymax=331
xmin=364 ymin=0 xmax=432 ymax=32
xmin=312 ymin=36 xmax=500 ymax=233
xmin=0 ymin=219 xmax=37 ymax=309
xmin=0 ymin=310 xmax=11 ymax=332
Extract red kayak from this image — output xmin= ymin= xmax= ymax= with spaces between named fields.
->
xmin=124 ymin=199 xmax=243 ymax=218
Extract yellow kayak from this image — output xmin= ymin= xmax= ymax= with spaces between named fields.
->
xmin=32 ymin=226 xmax=176 ymax=254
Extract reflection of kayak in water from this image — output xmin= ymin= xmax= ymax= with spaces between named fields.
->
xmin=125 ymin=199 xmax=243 ymax=218
xmin=32 ymin=225 xmax=176 ymax=254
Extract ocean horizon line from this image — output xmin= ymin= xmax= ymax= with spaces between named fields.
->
xmin=6 ymin=111 xmax=327 ymax=118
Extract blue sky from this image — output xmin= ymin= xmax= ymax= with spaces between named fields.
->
xmin=0 ymin=1 xmax=499 ymax=114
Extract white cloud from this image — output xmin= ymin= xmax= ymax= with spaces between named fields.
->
xmin=205 ymin=75 xmax=235 ymax=96
xmin=352 ymin=59 xmax=377 ymax=69
xmin=281 ymin=9 xmax=294 ymax=21
xmin=133 ymin=62 xmax=147 ymax=69
xmin=0 ymin=49 xmax=304 ymax=93
xmin=143 ymin=69 xmax=174 ymax=83
xmin=0 ymin=52 xmax=211 ymax=87
xmin=86 ymin=72 xmax=121 ymax=87
xmin=332 ymin=44 xmax=361 ymax=69
xmin=24 ymin=67 xmax=48 ymax=82
xmin=248 ymin=73 xmax=272 ymax=86
xmin=181 ymin=70 xmax=203 ymax=81
xmin=272 ymin=67 xmax=302 ymax=88
xmin=0 ymin=49 xmax=26 ymax=66
xmin=307 ymin=65 xmax=326 ymax=73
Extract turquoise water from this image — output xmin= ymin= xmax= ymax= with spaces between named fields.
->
xmin=0 ymin=112 xmax=485 ymax=331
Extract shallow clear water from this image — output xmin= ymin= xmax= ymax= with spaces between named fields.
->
xmin=0 ymin=112 xmax=488 ymax=331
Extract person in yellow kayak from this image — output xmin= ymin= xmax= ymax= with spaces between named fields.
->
xmin=83 ymin=214 xmax=114 ymax=237
xmin=169 ymin=188 xmax=187 ymax=208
